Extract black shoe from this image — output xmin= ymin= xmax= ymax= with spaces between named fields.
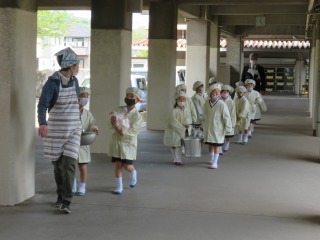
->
xmin=60 ymin=200 xmax=71 ymax=214
xmin=53 ymin=197 xmax=63 ymax=208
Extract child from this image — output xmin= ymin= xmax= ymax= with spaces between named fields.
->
xmin=164 ymin=91 xmax=191 ymax=165
xmin=203 ymin=84 xmax=232 ymax=169
xmin=175 ymin=84 xmax=197 ymax=154
xmin=73 ymin=87 xmax=99 ymax=196
xmin=234 ymin=86 xmax=251 ymax=144
xmin=220 ymin=85 xmax=236 ymax=152
xmin=109 ymin=87 xmax=143 ymax=195
xmin=191 ymin=81 xmax=205 ymax=126
xmin=244 ymin=79 xmax=266 ymax=138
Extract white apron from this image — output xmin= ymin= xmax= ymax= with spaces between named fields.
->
xmin=43 ymin=81 xmax=82 ymax=161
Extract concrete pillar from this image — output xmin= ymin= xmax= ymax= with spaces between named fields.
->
xmin=185 ymin=19 xmax=210 ymax=97
xmin=90 ymin=0 xmax=132 ymax=153
xmin=309 ymin=36 xmax=315 ymax=117
xmin=147 ymin=1 xmax=177 ymax=130
xmin=209 ymin=18 xmax=220 ymax=86
xmin=312 ymin=17 xmax=320 ymax=137
xmin=0 ymin=1 xmax=37 ymax=205
xmin=226 ymin=36 xmax=242 ymax=86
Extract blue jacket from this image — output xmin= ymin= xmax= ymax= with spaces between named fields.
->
xmin=37 ymin=71 xmax=80 ymax=125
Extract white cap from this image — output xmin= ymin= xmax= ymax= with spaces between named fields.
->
xmin=221 ymin=85 xmax=234 ymax=94
xmin=192 ymin=81 xmax=204 ymax=91
xmin=206 ymin=83 xmax=221 ymax=95
xmin=175 ymin=90 xmax=187 ymax=99
xmin=245 ymin=79 xmax=256 ymax=85
xmin=175 ymin=84 xmax=187 ymax=93
xmin=235 ymin=86 xmax=247 ymax=92
xmin=235 ymin=81 xmax=245 ymax=87
xmin=126 ymin=87 xmax=142 ymax=100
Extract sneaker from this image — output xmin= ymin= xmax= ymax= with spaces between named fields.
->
xmin=112 ymin=190 xmax=122 ymax=195
xmin=236 ymin=139 xmax=242 ymax=144
xmin=248 ymin=134 xmax=252 ymax=139
xmin=208 ymin=161 xmax=213 ymax=165
xmin=76 ymin=191 xmax=85 ymax=196
xmin=174 ymin=161 xmax=183 ymax=166
xmin=60 ymin=201 xmax=71 ymax=214
xmin=209 ymin=164 xmax=218 ymax=169
xmin=53 ymin=197 xmax=63 ymax=208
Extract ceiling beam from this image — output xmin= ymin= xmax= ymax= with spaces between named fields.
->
xmin=209 ymin=5 xmax=307 ymax=15
xmin=37 ymin=0 xmax=91 ymax=10
xmin=218 ymin=15 xmax=307 ymax=26
xmin=177 ymin=0 xmax=308 ymax=6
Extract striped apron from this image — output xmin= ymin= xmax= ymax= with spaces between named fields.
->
xmin=43 ymin=81 xmax=82 ymax=161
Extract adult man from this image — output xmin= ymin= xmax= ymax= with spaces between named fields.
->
xmin=38 ymin=47 xmax=81 ymax=214
xmin=241 ymin=53 xmax=266 ymax=94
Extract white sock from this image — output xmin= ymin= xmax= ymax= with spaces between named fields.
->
xmin=238 ymin=134 xmax=243 ymax=141
xmin=72 ymin=178 xmax=77 ymax=193
xmin=248 ymin=130 xmax=252 ymax=136
xmin=181 ymin=146 xmax=185 ymax=154
xmin=115 ymin=177 xmax=123 ymax=192
xmin=130 ymin=170 xmax=137 ymax=187
xmin=176 ymin=147 xmax=182 ymax=162
xmin=243 ymin=134 xmax=248 ymax=143
xmin=78 ymin=182 xmax=86 ymax=193
xmin=213 ymin=153 xmax=219 ymax=166
xmin=210 ymin=152 xmax=215 ymax=160
xmin=223 ymin=140 xmax=230 ymax=151
xmin=171 ymin=148 xmax=177 ymax=162
xmin=219 ymin=147 xmax=223 ymax=153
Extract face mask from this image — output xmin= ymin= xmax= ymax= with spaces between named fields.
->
xmin=125 ymin=98 xmax=136 ymax=107
xmin=211 ymin=95 xmax=219 ymax=101
xmin=79 ymin=97 xmax=89 ymax=106
xmin=221 ymin=92 xmax=229 ymax=99
xmin=177 ymin=102 xmax=185 ymax=107
xmin=247 ymin=87 xmax=253 ymax=92
xmin=237 ymin=93 xmax=243 ymax=99
xmin=250 ymin=60 xmax=257 ymax=66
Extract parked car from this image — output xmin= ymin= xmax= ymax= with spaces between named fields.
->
xmin=80 ymin=75 xmax=147 ymax=111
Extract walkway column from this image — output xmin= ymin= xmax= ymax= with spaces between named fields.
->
xmin=90 ymin=0 xmax=132 ymax=153
xmin=209 ymin=18 xmax=220 ymax=86
xmin=0 ymin=1 xmax=37 ymax=205
xmin=147 ymin=1 xmax=177 ymax=130
xmin=311 ymin=16 xmax=320 ymax=137
xmin=226 ymin=36 xmax=242 ymax=86
xmin=185 ymin=19 xmax=210 ymax=96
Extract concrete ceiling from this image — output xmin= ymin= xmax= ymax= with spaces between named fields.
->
xmin=37 ymin=0 xmax=319 ymax=40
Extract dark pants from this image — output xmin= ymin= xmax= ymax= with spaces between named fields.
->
xmin=52 ymin=155 xmax=76 ymax=203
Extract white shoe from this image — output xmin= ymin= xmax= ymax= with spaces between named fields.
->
xmin=209 ymin=164 xmax=218 ymax=169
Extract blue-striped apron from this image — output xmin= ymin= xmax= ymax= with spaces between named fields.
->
xmin=43 ymin=81 xmax=82 ymax=161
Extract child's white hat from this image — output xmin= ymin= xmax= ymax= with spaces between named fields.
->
xmin=192 ymin=81 xmax=204 ymax=91
xmin=206 ymin=83 xmax=221 ymax=95
xmin=245 ymin=79 xmax=256 ymax=85
xmin=235 ymin=86 xmax=247 ymax=92
xmin=175 ymin=90 xmax=186 ymax=99
xmin=221 ymin=85 xmax=234 ymax=94
xmin=126 ymin=87 xmax=142 ymax=100
xmin=175 ymin=84 xmax=187 ymax=93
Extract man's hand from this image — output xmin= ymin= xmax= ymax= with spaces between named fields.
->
xmin=38 ymin=125 xmax=48 ymax=138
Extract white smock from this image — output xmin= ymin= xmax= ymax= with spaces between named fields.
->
xmin=234 ymin=96 xmax=251 ymax=131
xmin=191 ymin=93 xmax=205 ymax=125
xmin=244 ymin=90 xmax=263 ymax=120
xmin=221 ymin=96 xmax=237 ymax=136
xmin=109 ymin=107 xmax=143 ymax=161
xmin=78 ymin=109 xmax=98 ymax=164
xmin=43 ymin=81 xmax=82 ymax=161
xmin=164 ymin=107 xmax=191 ymax=147
xmin=203 ymin=99 xmax=232 ymax=144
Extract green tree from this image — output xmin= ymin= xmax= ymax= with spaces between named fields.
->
xmin=37 ymin=11 xmax=76 ymax=45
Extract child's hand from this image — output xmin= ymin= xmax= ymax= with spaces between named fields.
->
xmin=110 ymin=116 xmax=117 ymax=125
xmin=184 ymin=124 xmax=189 ymax=129
xmin=93 ymin=128 xmax=99 ymax=135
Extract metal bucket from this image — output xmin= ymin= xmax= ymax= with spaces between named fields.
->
xmin=182 ymin=137 xmax=203 ymax=157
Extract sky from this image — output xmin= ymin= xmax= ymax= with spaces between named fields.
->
xmin=69 ymin=11 xmax=149 ymax=29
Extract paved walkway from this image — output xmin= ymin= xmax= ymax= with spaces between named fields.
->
xmin=1 ymin=96 xmax=320 ymax=240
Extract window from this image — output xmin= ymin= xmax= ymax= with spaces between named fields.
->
xmin=132 ymin=63 xmax=145 ymax=68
